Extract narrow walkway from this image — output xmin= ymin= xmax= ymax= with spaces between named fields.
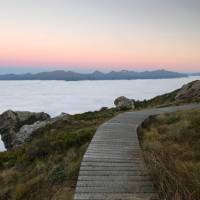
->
xmin=74 ymin=104 xmax=200 ymax=200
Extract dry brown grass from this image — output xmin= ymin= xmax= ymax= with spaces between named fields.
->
xmin=140 ymin=108 xmax=200 ymax=200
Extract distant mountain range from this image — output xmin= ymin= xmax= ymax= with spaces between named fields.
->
xmin=0 ymin=69 xmax=196 ymax=81
xmin=190 ymin=73 xmax=200 ymax=76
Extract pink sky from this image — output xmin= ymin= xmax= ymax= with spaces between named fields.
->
xmin=0 ymin=0 xmax=200 ymax=72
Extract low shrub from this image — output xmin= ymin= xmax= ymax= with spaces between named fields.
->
xmin=48 ymin=163 xmax=67 ymax=185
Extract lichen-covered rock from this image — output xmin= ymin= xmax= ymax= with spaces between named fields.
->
xmin=0 ymin=110 xmax=50 ymax=150
xmin=114 ymin=96 xmax=135 ymax=110
xmin=175 ymin=80 xmax=200 ymax=100
xmin=15 ymin=121 xmax=48 ymax=146
xmin=15 ymin=113 xmax=70 ymax=147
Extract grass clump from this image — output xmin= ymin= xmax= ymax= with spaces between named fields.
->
xmin=140 ymin=108 xmax=200 ymax=200
xmin=0 ymin=108 xmax=118 ymax=200
xmin=48 ymin=163 xmax=67 ymax=185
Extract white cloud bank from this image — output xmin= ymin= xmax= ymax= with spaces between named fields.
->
xmin=0 ymin=76 xmax=199 ymax=151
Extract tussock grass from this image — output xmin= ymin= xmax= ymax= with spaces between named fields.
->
xmin=140 ymin=108 xmax=200 ymax=200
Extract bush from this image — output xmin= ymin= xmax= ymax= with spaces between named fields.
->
xmin=26 ymin=139 xmax=50 ymax=161
xmin=48 ymin=163 xmax=67 ymax=185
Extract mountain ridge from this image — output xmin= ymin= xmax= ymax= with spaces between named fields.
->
xmin=0 ymin=69 xmax=189 ymax=81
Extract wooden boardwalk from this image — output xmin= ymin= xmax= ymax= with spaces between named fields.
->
xmin=74 ymin=104 xmax=200 ymax=200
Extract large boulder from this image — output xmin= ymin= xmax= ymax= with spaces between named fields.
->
xmin=15 ymin=113 xmax=70 ymax=147
xmin=175 ymin=80 xmax=200 ymax=100
xmin=15 ymin=121 xmax=48 ymax=146
xmin=114 ymin=96 xmax=135 ymax=110
xmin=0 ymin=110 xmax=50 ymax=150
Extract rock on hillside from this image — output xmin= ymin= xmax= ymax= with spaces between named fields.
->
xmin=175 ymin=80 xmax=200 ymax=100
xmin=15 ymin=113 xmax=70 ymax=147
xmin=0 ymin=110 xmax=50 ymax=150
xmin=114 ymin=96 xmax=135 ymax=110
xmin=131 ymin=80 xmax=200 ymax=109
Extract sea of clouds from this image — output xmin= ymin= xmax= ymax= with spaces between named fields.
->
xmin=0 ymin=76 xmax=199 ymax=151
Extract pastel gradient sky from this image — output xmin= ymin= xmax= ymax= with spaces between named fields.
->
xmin=0 ymin=0 xmax=200 ymax=72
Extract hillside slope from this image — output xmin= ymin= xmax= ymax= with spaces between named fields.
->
xmin=0 ymin=108 xmax=118 ymax=200
xmin=135 ymin=80 xmax=200 ymax=109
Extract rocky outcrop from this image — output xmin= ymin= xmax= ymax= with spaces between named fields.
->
xmin=15 ymin=113 xmax=70 ymax=147
xmin=15 ymin=121 xmax=48 ymax=146
xmin=0 ymin=110 xmax=50 ymax=150
xmin=114 ymin=96 xmax=135 ymax=110
xmin=175 ymin=80 xmax=200 ymax=100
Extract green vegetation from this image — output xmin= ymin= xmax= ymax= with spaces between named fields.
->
xmin=0 ymin=108 xmax=118 ymax=200
xmin=134 ymin=89 xmax=182 ymax=109
xmin=140 ymin=108 xmax=200 ymax=200
xmin=134 ymin=80 xmax=200 ymax=109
